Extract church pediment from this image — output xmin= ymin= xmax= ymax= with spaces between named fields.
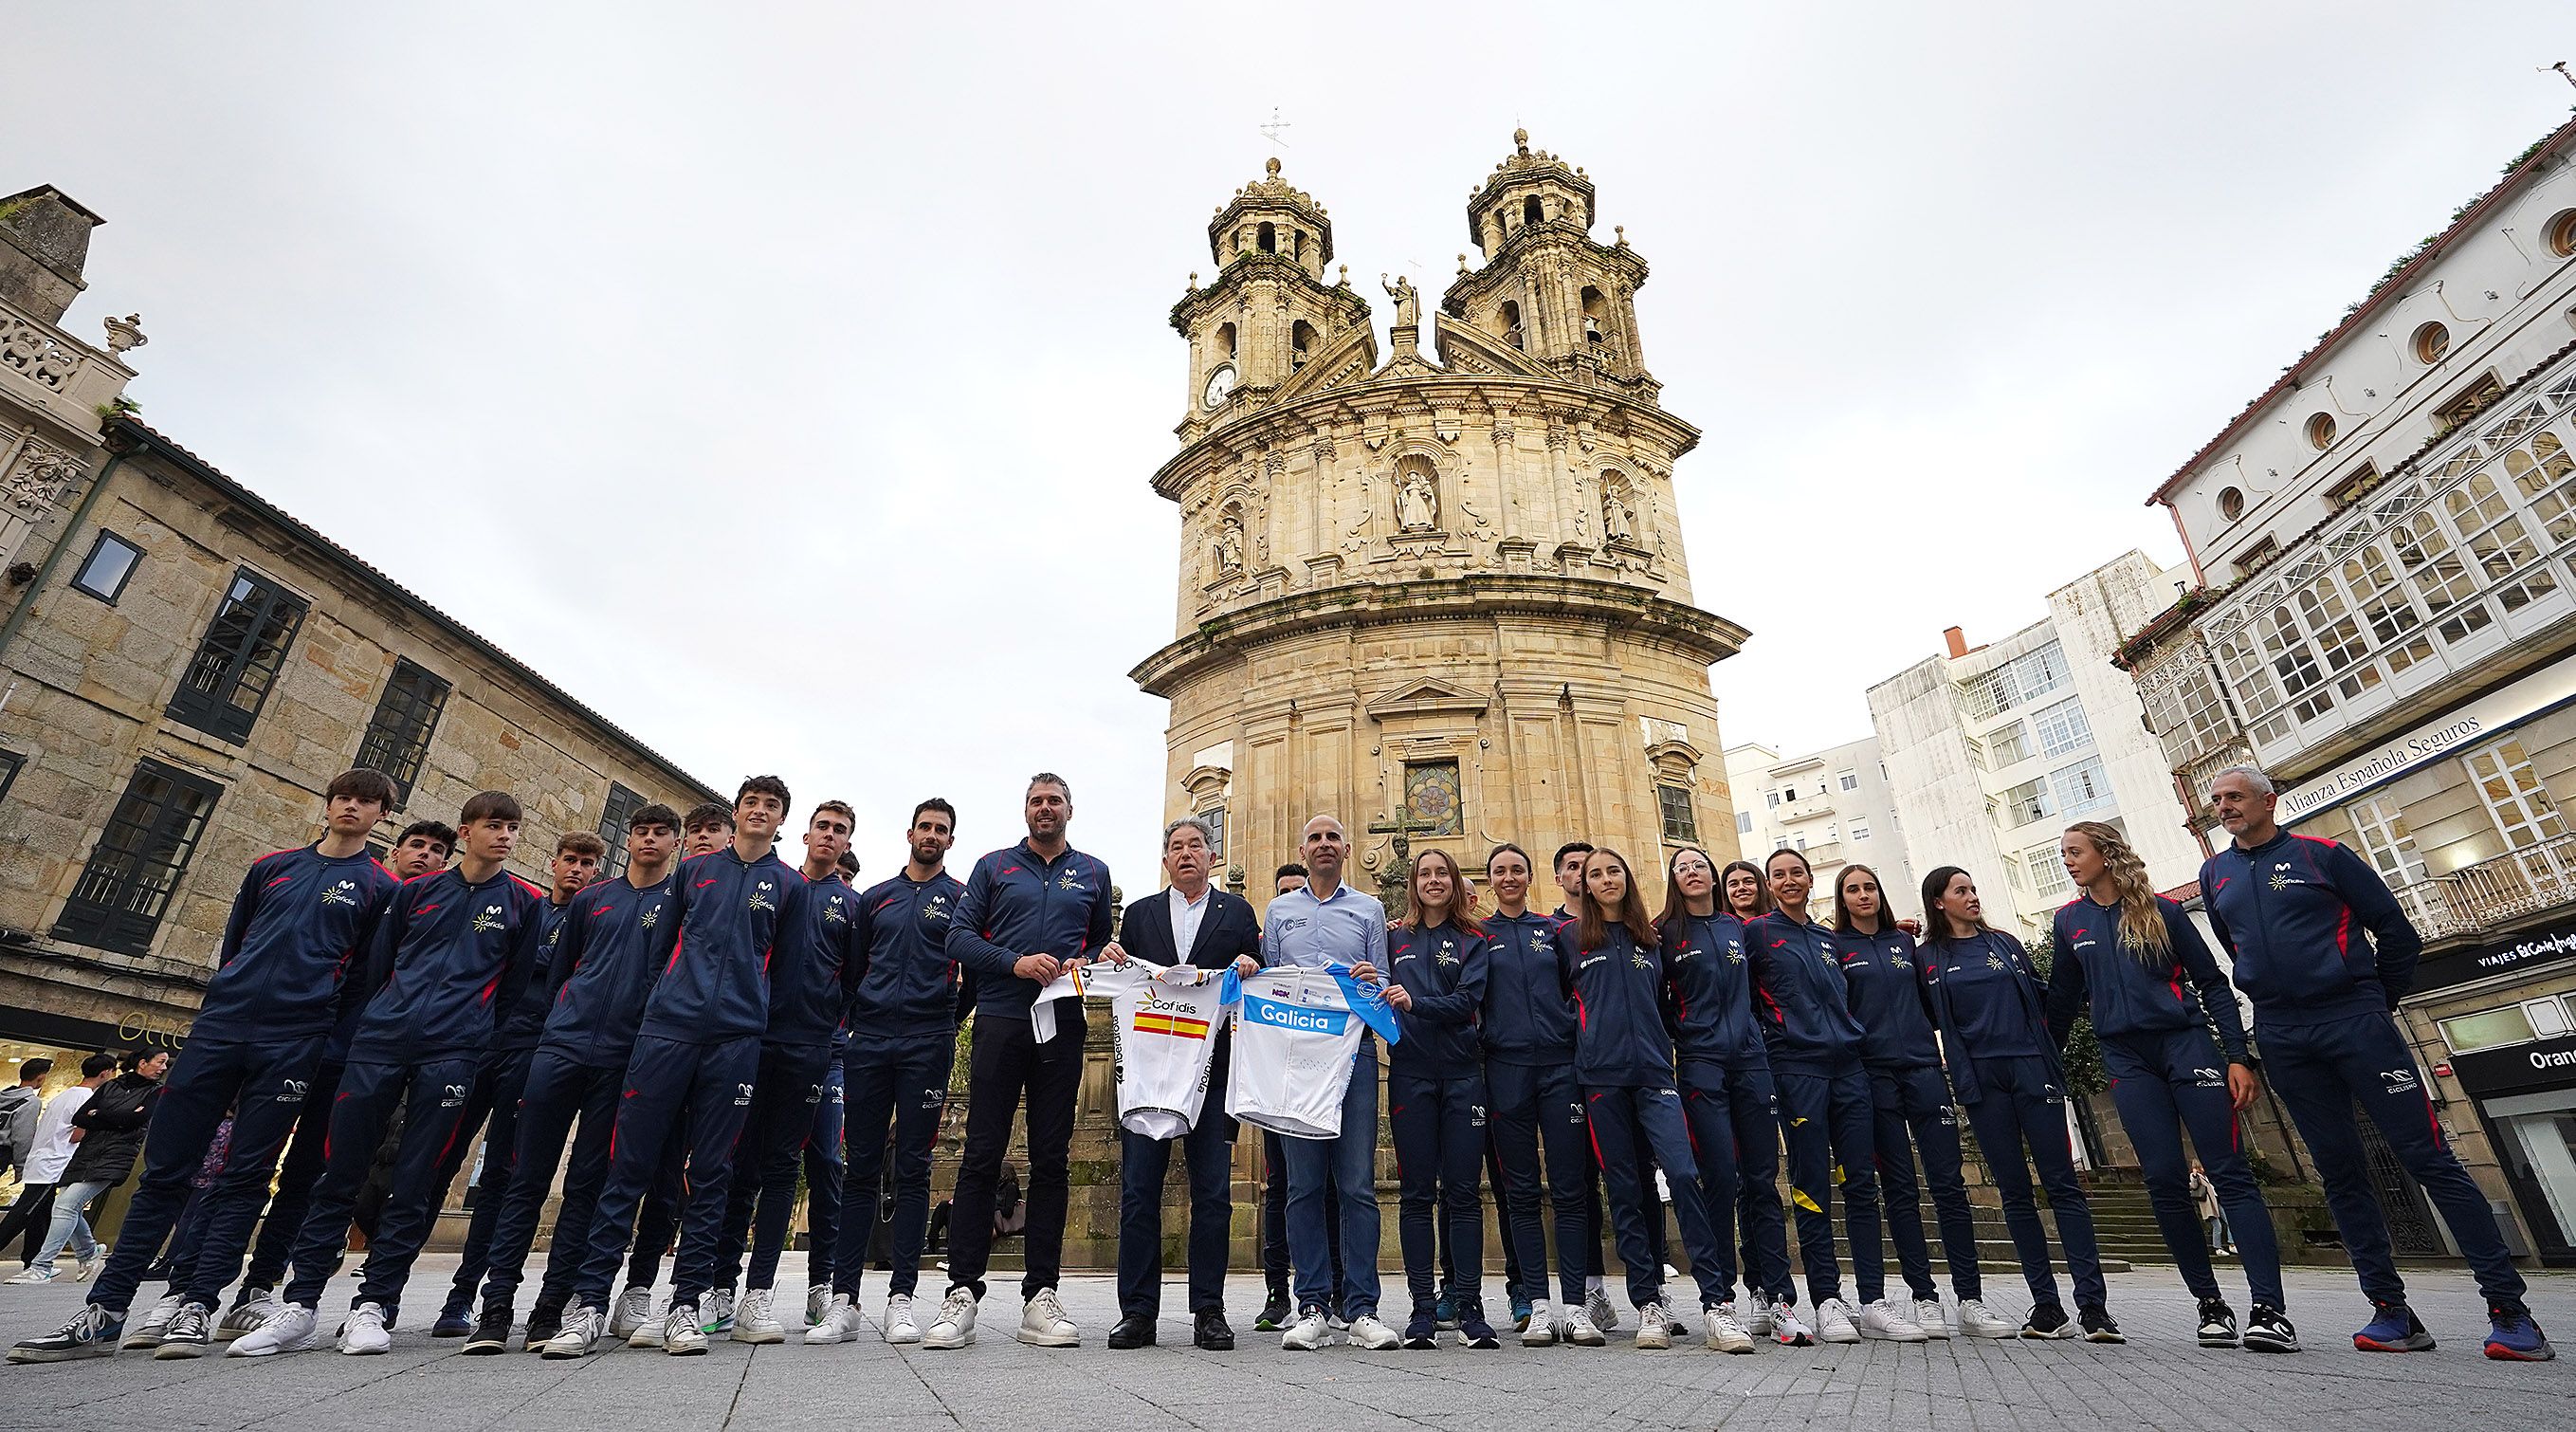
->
xmin=1430 ymin=311 xmax=1556 ymax=380
xmin=1270 ymin=324 xmax=1380 ymax=404
xmin=1365 ymin=676 xmax=1490 ymax=721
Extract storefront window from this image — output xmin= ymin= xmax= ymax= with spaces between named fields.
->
xmin=2439 ymin=1004 xmax=2539 ymax=1054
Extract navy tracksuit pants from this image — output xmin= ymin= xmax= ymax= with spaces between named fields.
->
xmin=283 ymin=1055 xmax=484 ymax=1316
xmin=831 ymin=1033 xmax=953 ymax=1301
xmin=475 ymin=1051 xmax=621 ymax=1315
xmin=1959 ymin=1054 xmax=2104 ymax=1310
xmin=801 ymin=1056 xmax=845 ymax=1290
xmin=711 ymin=1040 xmax=837 ymax=1295
xmin=2101 ymin=1028 xmax=2283 ymax=1311
xmin=572 ymin=1034 xmax=762 ymax=1311
xmin=1867 ymin=1062 xmax=1981 ymax=1302
xmin=1390 ymin=1069 xmax=1488 ymax=1310
xmin=438 ymin=1045 xmax=535 ymax=1315
xmin=90 ymin=1035 xmax=325 ymax=1317
xmin=1487 ymin=1059 xmax=1592 ymax=1308
xmin=1775 ymin=1061 xmax=1885 ymax=1305
xmin=1584 ymin=1084 xmax=1727 ymax=1311
xmin=242 ymin=1058 xmax=344 ymax=1293
xmin=1681 ymin=1057 xmax=1792 ymax=1305
xmin=2260 ymin=1010 xmax=2526 ymax=1310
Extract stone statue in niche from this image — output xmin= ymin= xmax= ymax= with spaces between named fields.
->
xmin=1211 ymin=509 xmax=1245 ymax=579
xmin=1397 ymin=468 xmax=1438 ymax=531
xmin=1381 ymin=273 xmax=1419 ymax=328
xmin=1602 ymin=479 xmax=1636 ymax=544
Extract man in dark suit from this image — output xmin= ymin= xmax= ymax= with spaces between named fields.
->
xmin=1100 ymin=816 xmax=1262 ymax=1350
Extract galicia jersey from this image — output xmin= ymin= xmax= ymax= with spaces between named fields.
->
xmin=346 ymin=866 xmax=550 ymax=1063
xmin=197 ymin=844 xmax=401 ymax=1044
xmin=1226 ymin=965 xmax=1398 ymax=1139
xmin=1033 ymin=960 xmax=1232 ymax=1139
xmin=541 ymin=872 xmax=679 ymax=1068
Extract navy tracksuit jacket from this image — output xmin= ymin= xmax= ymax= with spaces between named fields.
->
xmin=87 ymin=845 xmax=400 ymax=1318
xmin=574 ymin=846 xmax=810 ymax=1311
xmin=475 ymin=871 xmax=678 ymax=1315
xmin=832 ymin=869 xmax=970 ymax=1302
xmin=1480 ymin=909 xmax=1589 ymax=1309
xmin=1834 ymin=924 xmax=1978 ymax=1303
xmin=1746 ymin=910 xmax=1884 ymax=1304
xmin=440 ymin=894 xmax=575 ymax=1314
xmin=1664 ymin=910 xmax=1789 ymax=1302
xmin=284 ymin=865 xmax=551 ymax=1314
xmin=1386 ymin=921 xmax=1489 ymax=1308
xmin=2201 ymin=832 xmax=2525 ymax=1309
xmin=947 ymin=841 xmax=1116 ymax=1019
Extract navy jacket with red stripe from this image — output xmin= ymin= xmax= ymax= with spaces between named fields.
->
xmin=539 ymin=872 xmax=678 ymax=1068
xmin=947 ymin=841 xmax=1114 ymax=1019
xmin=1833 ymin=924 xmax=1943 ymax=1071
xmin=197 ymin=843 xmax=401 ymax=1046
xmin=2046 ymin=894 xmax=2250 ymax=1061
xmin=493 ymin=897 xmax=575 ymax=1053
xmin=345 ymin=865 xmax=549 ymax=1063
xmin=1745 ymin=911 xmax=1867 ymax=1072
xmin=1663 ymin=910 xmax=1767 ymax=1068
xmin=850 ymin=871 xmax=970 ymax=1039
xmin=765 ymin=871 xmax=862 ymax=1049
xmin=1553 ymin=921 xmax=1678 ymax=1089
xmin=639 ymin=846 xmax=807 ymax=1046
xmin=2200 ymin=830 xmax=2421 ymax=1027
xmin=1387 ymin=920 xmax=1489 ymax=1074
xmin=1479 ymin=909 xmax=1576 ymax=1066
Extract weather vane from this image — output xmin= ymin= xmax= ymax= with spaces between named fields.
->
xmin=1259 ymin=107 xmax=1292 ymax=152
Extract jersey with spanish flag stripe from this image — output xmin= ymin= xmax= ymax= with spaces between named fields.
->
xmin=1033 ymin=959 xmax=1230 ymax=1138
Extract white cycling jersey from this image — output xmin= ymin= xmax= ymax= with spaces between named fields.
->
xmin=1226 ymin=966 xmax=1373 ymax=1140
xmin=1032 ymin=959 xmax=1231 ymax=1139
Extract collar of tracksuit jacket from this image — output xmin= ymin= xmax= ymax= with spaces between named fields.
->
xmin=1745 ymin=910 xmax=1865 ymax=1070
xmin=1920 ymin=928 xmax=2060 ymax=1105
xmin=1831 ymin=922 xmax=1942 ymax=1069
xmin=951 ymin=839 xmax=1113 ymax=1018
xmin=2200 ymin=829 xmax=2422 ymax=1027
xmin=851 ymin=869 xmax=969 ymax=1037
xmin=1665 ymin=909 xmax=1767 ymax=1067
xmin=2047 ymin=894 xmax=2252 ymax=1062
xmin=640 ymin=845 xmax=806 ymax=1045
xmin=1480 ymin=909 xmax=1575 ymax=1065
xmin=540 ymin=871 xmax=680 ymax=1067
xmin=764 ymin=866 xmax=861 ymax=1048
xmin=1387 ymin=919 xmax=1488 ymax=1073
xmin=347 ymin=865 xmax=549 ymax=1062
xmin=1553 ymin=921 xmax=1677 ymax=1089
xmin=197 ymin=843 xmax=402 ymax=1046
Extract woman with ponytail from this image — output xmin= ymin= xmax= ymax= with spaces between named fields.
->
xmin=1919 ymin=866 xmax=2113 ymax=1343
xmin=2052 ymin=821 xmax=2293 ymax=1353
xmin=1384 ymin=849 xmax=1496 ymax=1349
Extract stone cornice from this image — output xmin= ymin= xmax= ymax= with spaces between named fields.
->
xmin=1168 ymin=250 xmax=1372 ymax=335
xmin=1129 ymin=573 xmax=1749 ymax=694
xmin=1441 ymin=230 xmax=1650 ymax=315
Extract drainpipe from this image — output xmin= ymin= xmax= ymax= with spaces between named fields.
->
xmin=0 ymin=439 xmax=126 ymax=668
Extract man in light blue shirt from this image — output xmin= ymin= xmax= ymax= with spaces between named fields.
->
xmin=1259 ymin=816 xmax=1398 ymax=1351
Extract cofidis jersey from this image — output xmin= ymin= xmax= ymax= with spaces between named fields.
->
xmin=642 ymin=846 xmax=808 ymax=1045
xmin=347 ymin=865 xmax=550 ymax=1062
xmin=197 ymin=844 xmax=401 ymax=1045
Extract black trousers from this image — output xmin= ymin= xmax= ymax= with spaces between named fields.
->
xmin=0 ymin=1183 xmax=59 ymax=1265
xmin=1115 ymin=1120 xmax=1232 ymax=1318
xmin=946 ymin=1012 xmax=1083 ymax=1301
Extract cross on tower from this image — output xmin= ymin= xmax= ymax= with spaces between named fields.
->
xmin=1259 ymin=107 xmax=1292 ymax=151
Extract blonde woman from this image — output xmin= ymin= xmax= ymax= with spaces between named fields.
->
xmin=2051 ymin=821 xmax=2291 ymax=1353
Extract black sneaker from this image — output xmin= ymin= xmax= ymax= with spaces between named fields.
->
xmin=431 ymin=1304 xmax=474 ymax=1338
xmin=462 ymin=1307 xmax=514 ymax=1355
xmin=1457 ymin=1300 xmax=1501 ymax=1349
xmin=523 ymin=1300 xmax=563 ymax=1352
xmin=152 ymin=1302 xmax=213 ymax=1361
xmin=8 ymin=1305 xmax=124 ymax=1363
xmin=2243 ymin=1304 xmax=2300 ymax=1354
xmin=2078 ymin=1304 xmax=2124 ymax=1344
xmin=1254 ymin=1288 xmax=1290 ymax=1332
xmin=2019 ymin=1303 xmax=2073 ymax=1340
xmin=1402 ymin=1308 xmax=1439 ymax=1349
xmin=2196 ymin=1296 xmax=2238 ymax=1348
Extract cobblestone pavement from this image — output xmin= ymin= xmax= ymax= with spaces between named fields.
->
xmin=0 ymin=1259 xmax=2567 ymax=1429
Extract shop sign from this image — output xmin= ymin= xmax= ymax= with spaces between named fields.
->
xmin=2451 ymin=1032 xmax=2576 ymax=1098
xmin=2282 ymin=661 xmax=2576 ymax=823
xmin=2412 ymin=920 xmax=2576 ymax=994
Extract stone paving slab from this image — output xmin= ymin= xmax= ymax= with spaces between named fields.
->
xmin=0 ymin=1258 xmax=2567 ymax=1430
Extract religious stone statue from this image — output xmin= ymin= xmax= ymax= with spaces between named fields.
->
xmin=1602 ymin=481 xmax=1636 ymax=544
xmin=1397 ymin=469 xmax=1438 ymax=530
xmin=1214 ymin=511 xmax=1245 ymax=576
xmin=1380 ymin=273 xmax=1419 ymax=328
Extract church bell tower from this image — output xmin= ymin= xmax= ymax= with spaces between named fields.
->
xmin=1169 ymin=157 xmax=1373 ymax=445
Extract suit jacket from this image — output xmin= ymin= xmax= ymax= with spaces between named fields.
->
xmin=1119 ymin=886 xmax=1261 ymax=1142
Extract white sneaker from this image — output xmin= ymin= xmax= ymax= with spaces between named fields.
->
xmin=1281 ymin=1305 xmax=1329 ymax=1350
xmin=884 ymin=1293 xmax=921 ymax=1345
xmin=625 ymin=1295 xmax=667 ymax=1349
xmin=1815 ymin=1297 xmax=1861 ymax=1344
xmin=541 ymin=1306 xmax=604 ymax=1359
xmin=1770 ymin=1298 xmax=1815 ymax=1347
xmin=922 ymin=1289 xmax=977 ymax=1349
xmin=698 ymin=1289 xmax=734 ymax=1335
xmin=1521 ymin=1300 xmax=1557 ymax=1346
xmin=1346 ymin=1314 xmax=1400 ymax=1350
xmin=122 ymin=1293 xmax=186 ymax=1349
xmin=73 ymin=1251 xmax=103 ymax=1283
xmin=1859 ymin=1297 xmax=1927 ymax=1342
xmin=1562 ymin=1307 xmax=1607 ymax=1347
xmin=1584 ymin=1286 xmax=1620 ymax=1332
xmin=1744 ymin=1297 xmax=1774 ymax=1336
xmin=608 ymin=1288 xmax=655 ymax=1341
xmin=1914 ymin=1297 xmax=1950 ymax=1339
xmin=1016 ymin=1287 xmax=1078 ymax=1348
xmin=805 ymin=1286 xmax=830 ymax=1327
xmin=1634 ymin=1300 xmax=1672 ymax=1350
xmin=227 ymin=1302 xmax=323 ymax=1357
xmin=1705 ymin=1302 xmax=1756 ymax=1354
xmin=663 ymin=1302 xmax=707 ymax=1356
xmin=219 ymin=1288 xmax=280 ymax=1341
xmin=805 ymin=1294 xmax=866 ymax=1345
xmin=4 ymin=1265 xmax=57 ymax=1285
xmin=1957 ymin=1298 xmax=2015 ymax=1338
xmin=337 ymin=1302 xmax=393 ymax=1355
xmin=731 ymin=1288 xmax=785 ymax=1344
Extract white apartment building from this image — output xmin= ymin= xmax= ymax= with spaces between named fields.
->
xmin=2123 ymin=115 xmax=2576 ymax=1265
xmin=1867 ymin=550 xmax=2206 ymax=938
xmin=1726 ymin=737 xmax=1913 ymax=907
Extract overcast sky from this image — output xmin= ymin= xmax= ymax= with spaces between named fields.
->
xmin=21 ymin=3 xmax=2576 ymax=888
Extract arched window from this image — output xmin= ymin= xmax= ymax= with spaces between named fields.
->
xmin=1257 ymin=222 xmax=1276 ymax=254
xmin=2219 ymin=487 xmax=2246 ymax=522
xmin=1581 ymin=285 xmax=1609 ymax=346
xmin=1215 ymin=322 xmax=1237 ymax=361
xmin=1291 ymin=321 xmax=1318 ymax=372
xmin=1498 ymin=300 xmax=1523 ymax=350
xmin=1524 ymin=195 xmax=1544 ymax=228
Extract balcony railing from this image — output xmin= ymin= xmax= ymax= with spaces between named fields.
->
xmin=0 ymin=293 xmax=133 ymax=435
xmin=2391 ymin=830 xmax=2576 ymax=943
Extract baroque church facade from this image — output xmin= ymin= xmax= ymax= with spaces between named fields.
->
xmin=1131 ymin=133 xmax=1747 ymax=902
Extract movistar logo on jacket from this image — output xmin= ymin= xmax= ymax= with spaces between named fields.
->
xmin=320 ymin=879 xmax=360 ymax=908
xmin=470 ymin=905 xmax=505 ymax=933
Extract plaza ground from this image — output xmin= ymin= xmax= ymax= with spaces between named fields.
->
xmin=0 ymin=1258 xmax=2567 ymax=1429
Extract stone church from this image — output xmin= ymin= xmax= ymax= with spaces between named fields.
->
xmin=1132 ymin=133 xmax=1747 ymax=902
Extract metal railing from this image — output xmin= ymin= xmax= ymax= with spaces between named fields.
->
xmin=2390 ymin=830 xmax=2576 ymax=943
